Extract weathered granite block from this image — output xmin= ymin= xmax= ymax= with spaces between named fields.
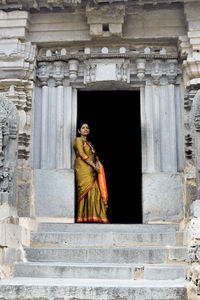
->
xmin=34 ymin=169 xmax=74 ymax=219
xmin=143 ymin=173 xmax=184 ymax=223
xmin=0 ymin=193 xmax=9 ymax=204
xmin=0 ymin=204 xmax=18 ymax=219
xmin=190 ymin=200 xmax=200 ymax=218
xmin=0 ymin=223 xmax=21 ymax=247
xmin=3 ymin=248 xmax=21 ymax=265
xmin=168 ymin=247 xmax=187 ymax=262
xmin=16 ymin=168 xmax=31 ymax=182
xmin=17 ymin=184 xmax=31 ymax=217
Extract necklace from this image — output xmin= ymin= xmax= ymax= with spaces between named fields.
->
xmin=81 ymin=136 xmax=87 ymax=142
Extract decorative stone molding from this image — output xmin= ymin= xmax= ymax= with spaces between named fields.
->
xmin=184 ymin=90 xmax=196 ymax=111
xmin=0 ymin=0 xmax=198 ymax=10
xmin=37 ymin=61 xmax=69 ymax=86
xmin=0 ymin=38 xmax=36 ymax=163
xmin=0 ymin=96 xmax=18 ymax=195
xmin=183 ymin=59 xmax=200 ymax=83
xmin=151 ymin=60 xmax=163 ymax=85
xmin=37 ymin=46 xmax=180 ymax=87
xmin=185 ymin=134 xmax=193 ymax=160
xmin=0 ymin=81 xmax=36 ymax=218
xmin=0 ymin=81 xmax=34 ymax=161
xmin=0 ymin=0 xmax=81 ymax=10
xmin=68 ymin=59 xmax=79 ymax=81
xmin=38 ymin=45 xmax=178 ymax=62
xmin=0 ymin=39 xmax=36 ymax=80
xmin=136 ymin=59 xmax=146 ymax=81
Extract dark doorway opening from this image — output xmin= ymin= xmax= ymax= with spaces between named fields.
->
xmin=77 ymin=90 xmax=142 ymax=224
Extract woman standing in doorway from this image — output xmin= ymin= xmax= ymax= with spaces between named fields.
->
xmin=73 ymin=121 xmax=109 ymax=223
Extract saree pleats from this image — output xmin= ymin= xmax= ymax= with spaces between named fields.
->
xmin=77 ymin=180 xmax=109 ymax=223
xmin=74 ymin=137 xmax=109 ymax=224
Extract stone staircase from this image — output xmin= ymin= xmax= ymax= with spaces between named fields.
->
xmin=0 ymin=223 xmax=191 ymax=299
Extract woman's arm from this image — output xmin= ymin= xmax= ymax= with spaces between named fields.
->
xmin=76 ymin=138 xmax=98 ymax=170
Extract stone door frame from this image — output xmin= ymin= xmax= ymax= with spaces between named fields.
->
xmin=33 ymin=45 xmax=184 ymax=223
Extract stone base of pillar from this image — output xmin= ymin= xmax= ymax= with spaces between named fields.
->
xmin=34 ymin=169 xmax=75 ymax=220
xmin=143 ymin=173 xmax=184 ymax=223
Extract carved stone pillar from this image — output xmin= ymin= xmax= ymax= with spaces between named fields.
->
xmin=0 ymin=96 xmax=18 ymax=206
xmin=142 ymin=82 xmax=184 ymax=223
xmin=33 ymin=60 xmax=77 ymax=222
xmin=0 ymin=37 xmax=37 ymax=219
xmin=0 ymin=96 xmax=22 ymax=279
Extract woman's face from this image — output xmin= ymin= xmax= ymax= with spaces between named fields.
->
xmin=79 ymin=124 xmax=90 ymax=137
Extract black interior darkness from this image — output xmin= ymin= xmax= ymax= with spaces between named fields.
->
xmin=77 ymin=90 xmax=142 ymax=224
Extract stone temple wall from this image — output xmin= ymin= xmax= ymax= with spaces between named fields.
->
xmin=0 ymin=0 xmax=200 ymax=288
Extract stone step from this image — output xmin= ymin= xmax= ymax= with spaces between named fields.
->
xmin=144 ymin=265 xmax=186 ymax=280
xmin=14 ymin=262 xmax=141 ymax=280
xmin=0 ymin=277 xmax=187 ymax=299
xmin=31 ymin=231 xmax=178 ymax=247
xmin=14 ymin=262 xmax=186 ymax=280
xmin=38 ymin=222 xmax=179 ymax=233
xmin=24 ymin=246 xmax=187 ymax=264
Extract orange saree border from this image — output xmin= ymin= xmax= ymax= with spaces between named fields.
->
xmin=78 ymin=178 xmax=97 ymax=204
xmin=77 ymin=214 xmax=109 ymax=223
xmin=98 ymin=162 xmax=108 ymax=205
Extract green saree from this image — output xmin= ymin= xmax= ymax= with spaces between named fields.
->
xmin=73 ymin=137 xmax=109 ymax=223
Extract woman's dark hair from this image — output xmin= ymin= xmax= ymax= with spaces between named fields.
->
xmin=78 ymin=121 xmax=89 ymax=131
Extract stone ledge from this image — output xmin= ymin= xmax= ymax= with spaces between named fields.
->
xmin=0 ymin=278 xmax=188 ymax=300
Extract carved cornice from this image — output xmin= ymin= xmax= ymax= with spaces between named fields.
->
xmin=38 ymin=45 xmax=178 ymax=62
xmin=0 ymin=40 xmax=37 ymax=80
xmin=36 ymin=46 xmax=180 ymax=86
xmin=0 ymin=0 xmax=198 ymax=10
xmin=0 ymin=0 xmax=81 ymax=10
